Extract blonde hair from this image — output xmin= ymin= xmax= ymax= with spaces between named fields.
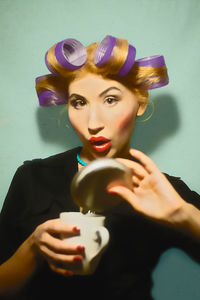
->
xmin=36 ymin=37 xmax=168 ymax=106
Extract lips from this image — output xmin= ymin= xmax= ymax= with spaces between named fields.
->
xmin=89 ymin=136 xmax=111 ymax=152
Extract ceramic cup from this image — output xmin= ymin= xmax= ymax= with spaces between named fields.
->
xmin=60 ymin=212 xmax=109 ymax=275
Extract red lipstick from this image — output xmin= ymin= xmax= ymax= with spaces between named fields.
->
xmin=89 ymin=136 xmax=111 ymax=152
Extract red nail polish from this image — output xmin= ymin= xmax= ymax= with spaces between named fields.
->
xmin=108 ymin=190 xmax=117 ymax=195
xmin=73 ymin=226 xmax=80 ymax=232
xmin=73 ymin=256 xmax=82 ymax=262
xmin=77 ymin=245 xmax=85 ymax=251
xmin=65 ymin=270 xmax=74 ymax=276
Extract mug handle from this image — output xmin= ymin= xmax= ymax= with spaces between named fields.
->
xmin=89 ymin=226 xmax=110 ymax=260
xmin=97 ymin=226 xmax=110 ymax=249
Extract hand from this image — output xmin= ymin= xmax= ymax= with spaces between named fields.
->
xmin=108 ymin=149 xmax=186 ymax=225
xmin=30 ymin=218 xmax=85 ymax=276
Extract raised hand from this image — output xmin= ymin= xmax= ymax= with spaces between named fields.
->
xmin=108 ymin=149 xmax=186 ymax=225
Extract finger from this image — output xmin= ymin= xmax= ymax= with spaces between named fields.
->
xmin=43 ymin=219 xmax=80 ymax=235
xmin=129 ymin=149 xmax=158 ymax=174
xmin=40 ymin=232 xmax=85 ymax=255
xmin=40 ymin=244 xmax=83 ymax=265
xmin=132 ymin=175 xmax=140 ymax=187
xmin=116 ymin=158 xmax=148 ymax=179
xmin=48 ymin=263 xmax=74 ymax=276
xmin=107 ymin=186 xmax=140 ymax=211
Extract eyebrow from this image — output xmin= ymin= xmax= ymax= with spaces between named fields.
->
xmin=69 ymin=87 xmax=122 ymax=101
xmin=99 ymin=87 xmax=122 ymax=97
xmin=68 ymin=94 xmax=86 ymax=101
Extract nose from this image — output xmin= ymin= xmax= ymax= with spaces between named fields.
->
xmin=88 ymin=105 xmax=104 ymax=134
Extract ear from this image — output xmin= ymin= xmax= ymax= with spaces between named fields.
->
xmin=137 ymin=101 xmax=148 ymax=116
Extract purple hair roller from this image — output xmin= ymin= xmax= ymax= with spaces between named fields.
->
xmin=38 ymin=90 xmax=67 ymax=106
xmin=95 ymin=35 xmax=136 ymax=76
xmin=135 ymin=55 xmax=166 ymax=68
xmin=118 ymin=44 xmax=136 ymax=76
xmin=94 ymin=35 xmax=116 ymax=66
xmin=135 ymin=55 xmax=169 ymax=89
xmin=55 ymin=38 xmax=87 ymax=70
xmin=148 ymin=78 xmax=169 ymax=90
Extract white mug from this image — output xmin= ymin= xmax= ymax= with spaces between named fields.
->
xmin=60 ymin=212 xmax=110 ymax=275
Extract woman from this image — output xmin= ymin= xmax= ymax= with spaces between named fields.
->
xmin=0 ymin=35 xmax=200 ymax=299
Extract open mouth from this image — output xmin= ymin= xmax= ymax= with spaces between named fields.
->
xmin=89 ymin=137 xmax=111 ymax=152
xmin=91 ymin=140 xmax=108 ymax=146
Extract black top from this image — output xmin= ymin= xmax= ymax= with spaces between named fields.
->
xmin=1 ymin=146 xmax=200 ymax=300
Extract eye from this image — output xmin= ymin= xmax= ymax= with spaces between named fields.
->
xmin=104 ymin=96 xmax=119 ymax=106
xmin=70 ymin=99 xmax=87 ymax=109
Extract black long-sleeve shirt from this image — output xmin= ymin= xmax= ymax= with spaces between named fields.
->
xmin=1 ymin=147 xmax=200 ymax=299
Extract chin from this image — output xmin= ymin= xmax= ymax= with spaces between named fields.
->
xmin=98 ymin=148 xmax=118 ymax=159
xmin=92 ymin=148 xmax=111 ymax=158
xmin=87 ymin=145 xmax=114 ymax=159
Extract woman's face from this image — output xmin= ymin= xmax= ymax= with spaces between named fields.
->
xmin=68 ymin=73 xmax=146 ymax=161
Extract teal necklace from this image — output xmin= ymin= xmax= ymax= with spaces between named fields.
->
xmin=77 ymin=153 xmax=87 ymax=166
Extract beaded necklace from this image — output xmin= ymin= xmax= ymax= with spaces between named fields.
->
xmin=76 ymin=153 xmax=87 ymax=166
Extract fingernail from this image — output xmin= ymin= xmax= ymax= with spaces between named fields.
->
xmin=73 ymin=256 xmax=82 ymax=262
xmin=73 ymin=226 xmax=80 ymax=233
xmin=108 ymin=190 xmax=117 ymax=195
xmin=77 ymin=245 xmax=85 ymax=251
xmin=65 ymin=270 xmax=74 ymax=276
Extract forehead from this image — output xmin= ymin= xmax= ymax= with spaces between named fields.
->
xmin=68 ymin=73 xmax=127 ymax=96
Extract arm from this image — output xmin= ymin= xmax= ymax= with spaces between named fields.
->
xmin=108 ymin=149 xmax=200 ymax=239
xmin=0 ymin=233 xmax=39 ymax=298
xmin=0 ymin=219 xmax=84 ymax=298
xmin=181 ymin=203 xmax=200 ymax=238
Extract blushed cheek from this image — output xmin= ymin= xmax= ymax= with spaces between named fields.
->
xmin=117 ymin=111 xmax=136 ymax=133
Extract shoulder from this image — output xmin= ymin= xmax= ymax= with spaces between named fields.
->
xmin=164 ymin=173 xmax=200 ymax=209
xmin=22 ymin=146 xmax=81 ymax=169
xmin=1 ymin=147 xmax=82 ymax=216
xmin=12 ymin=146 xmax=81 ymax=187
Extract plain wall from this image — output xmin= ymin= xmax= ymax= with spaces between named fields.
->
xmin=0 ymin=0 xmax=200 ymax=299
